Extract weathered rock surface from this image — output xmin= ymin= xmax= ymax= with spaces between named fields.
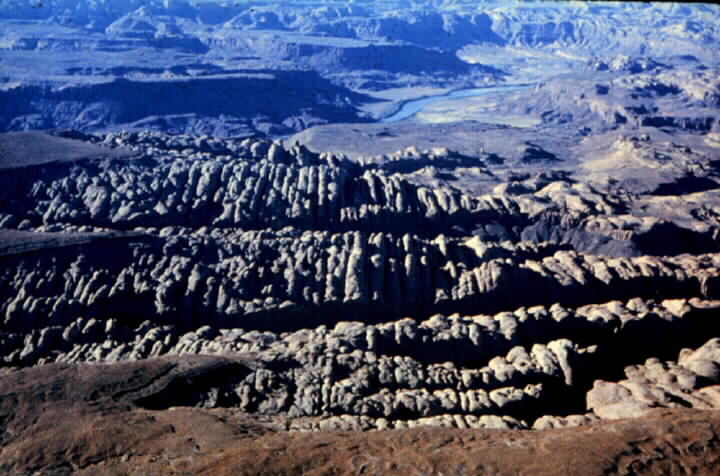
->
xmin=587 ymin=337 xmax=720 ymax=421
xmin=2 ymin=356 xmax=720 ymax=476
xmin=0 ymin=132 xmax=719 ymax=433
xmin=1 ymin=1 xmax=719 ymax=472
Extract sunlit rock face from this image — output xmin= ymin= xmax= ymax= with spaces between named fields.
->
xmin=1 ymin=2 xmax=720 ymax=474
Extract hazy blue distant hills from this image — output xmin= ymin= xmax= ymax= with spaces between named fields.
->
xmin=0 ymin=0 xmax=718 ymax=136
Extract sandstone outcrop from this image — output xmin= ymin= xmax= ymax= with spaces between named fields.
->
xmin=1 ymin=132 xmax=719 ymax=434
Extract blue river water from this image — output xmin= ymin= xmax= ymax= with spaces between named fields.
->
xmin=379 ymin=83 xmax=533 ymax=124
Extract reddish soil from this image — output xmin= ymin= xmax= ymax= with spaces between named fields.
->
xmin=2 ymin=357 xmax=720 ymax=476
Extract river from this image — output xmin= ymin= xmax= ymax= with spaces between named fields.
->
xmin=379 ymin=83 xmax=534 ymax=124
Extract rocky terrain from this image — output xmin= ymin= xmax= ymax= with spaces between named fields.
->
xmin=1 ymin=126 xmax=720 ymax=473
xmin=3 ymin=355 xmax=720 ymax=476
xmin=1 ymin=1 xmax=718 ymax=135
xmin=2 ymin=1 xmax=720 ymax=475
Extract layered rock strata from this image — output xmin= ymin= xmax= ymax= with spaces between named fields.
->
xmin=1 ymin=131 xmax=719 ymax=431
